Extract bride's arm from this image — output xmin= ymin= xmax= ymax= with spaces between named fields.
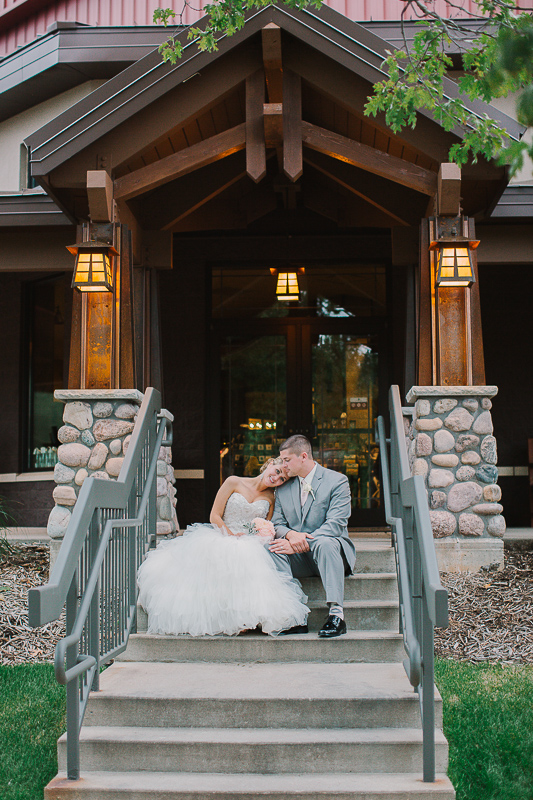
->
xmin=210 ymin=476 xmax=239 ymax=535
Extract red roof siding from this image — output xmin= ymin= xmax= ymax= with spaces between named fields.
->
xmin=0 ymin=0 xmax=530 ymax=56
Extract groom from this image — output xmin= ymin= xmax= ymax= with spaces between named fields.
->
xmin=269 ymin=434 xmax=355 ymax=638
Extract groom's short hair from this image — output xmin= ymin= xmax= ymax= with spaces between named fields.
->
xmin=280 ymin=434 xmax=313 ymax=458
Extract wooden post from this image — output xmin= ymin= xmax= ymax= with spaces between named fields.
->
xmin=417 ymin=216 xmax=485 ymax=386
xmin=67 ymin=221 xmax=137 ymax=389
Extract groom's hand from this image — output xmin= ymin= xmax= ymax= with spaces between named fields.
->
xmin=269 ymin=538 xmax=296 ymax=555
xmin=286 ymin=530 xmax=314 ymax=553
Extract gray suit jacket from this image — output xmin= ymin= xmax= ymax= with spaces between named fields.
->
xmin=272 ymin=463 xmax=356 ymax=571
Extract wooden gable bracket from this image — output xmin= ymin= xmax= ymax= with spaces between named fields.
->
xmin=437 ymin=162 xmax=462 ymax=216
xmin=301 ymin=120 xmax=437 ymax=197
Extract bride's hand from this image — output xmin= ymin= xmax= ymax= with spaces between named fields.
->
xmin=268 ymin=538 xmax=295 ymax=555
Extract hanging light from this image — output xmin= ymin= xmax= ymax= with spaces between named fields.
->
xmin=429 ymin=234 xmax=479 ymax=287
xmin=67 ymin=240 xmax=118 ymax=293
xmin=271 ymin=267 xmax=304 ymax=302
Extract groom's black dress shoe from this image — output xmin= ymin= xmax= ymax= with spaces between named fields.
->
xmin=277 ymin=624 xmax=308 ymax=635
xmin=318 ymin=615 xmax=347 ymax=638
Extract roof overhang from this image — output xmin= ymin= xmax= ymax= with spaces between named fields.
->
xmin=24 ymin=2 xmax=523 ymax=180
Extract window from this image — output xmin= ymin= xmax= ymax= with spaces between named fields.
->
xmin=25 ymin=275 xmax=66 ymax=470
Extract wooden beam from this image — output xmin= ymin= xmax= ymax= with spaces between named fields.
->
xmin=264 ymin=103 xmax=283 ymax=146
xmin=438 ymin=162 xmax=461 ymax=215
xmin=246 ymin=70 xmax=267 ymax=183
xmin=302 ymin=121 xmax=437 ymax=197
xmin=87 ymin=170 xmax=113 ymax=221
xmin=303 ymin=151 xmax=411 ymax=226
xmin=262 ymin=23 xmax=283 ymax=104
xmin=115 ymin=200 xmax=142 ymax=264
xmin=283 ymin=70 xmax=302 ymax=182
xmin=114 ymin=123 xmax=246 ymax=201
xmin=162 ymin=162 xmax=247 ymax=230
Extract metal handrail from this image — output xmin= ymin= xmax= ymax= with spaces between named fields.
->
xmin=28 ymin=387 xmax=172 ymax=780
xmin=376 ymin=385 xmax=448 ymax=782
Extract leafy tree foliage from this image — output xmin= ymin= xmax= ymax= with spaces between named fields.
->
xmin=154 ymin=0 xmax=533 ymax=173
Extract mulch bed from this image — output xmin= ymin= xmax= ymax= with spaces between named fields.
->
xmin=435 ymin=546 xmax=533 ymax=664
xmin=0 ymin=544 xmax=64 ymax=665
xmin=1 ymin=542 xmax=532 ymax=665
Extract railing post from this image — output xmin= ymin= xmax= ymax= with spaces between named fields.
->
xmin=65 ymin=573 xmax=80 ymax=781
xmin=87 ymin=514 xmax=100 ymax=691
xmin=422 ymin=598 xmax=436 ymax=782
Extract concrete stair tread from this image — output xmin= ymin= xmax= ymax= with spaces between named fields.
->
xmin=125 ymin=630 xmax=401 ymax=643
xmin=94 ymin=661 xmax=426 ymax=701
xmin=71 ymin=726 xmax=448 ymax=745
xmin=308 ymin=600 xmax=398 ymax=609
xmin=47 ymin=770 xmax=455 ymax=797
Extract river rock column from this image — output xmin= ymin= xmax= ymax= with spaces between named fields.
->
xmin=47 ymin=390 xmax=178 ymax=542
xmin=405 ymin=385 xmax=504 ymax=572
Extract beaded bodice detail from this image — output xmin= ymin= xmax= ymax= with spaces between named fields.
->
xmin=222 ymin=493 xmax=270 ymax=534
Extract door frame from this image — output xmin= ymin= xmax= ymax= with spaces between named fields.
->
xmin=207 ymin=316 xmax=389 ymax=526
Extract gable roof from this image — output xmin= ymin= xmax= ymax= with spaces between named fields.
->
xmin=25 ymin=2 xmax=524 ymax=179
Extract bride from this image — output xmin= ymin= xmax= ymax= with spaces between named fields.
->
xmin=137 ymin=457 xmax=309 ymax=636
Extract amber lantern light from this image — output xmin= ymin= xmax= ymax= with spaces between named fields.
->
xmin=429 ymin=234 xmax=479 ymax=288
xmin=271 ymin=267 xmax=304 ymax=301
xmin=67 ymin=240 xmax=118 ymax=293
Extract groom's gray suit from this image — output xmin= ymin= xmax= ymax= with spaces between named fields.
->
xmin=270 ymin=463 xmax=355 ymax=606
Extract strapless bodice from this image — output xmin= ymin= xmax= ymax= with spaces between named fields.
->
xmin=222 ymin=492 xmax=270 ymax=534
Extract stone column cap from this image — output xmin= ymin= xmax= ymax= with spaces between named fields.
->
xmin=54 ymin=389 xmax=145 ymax=403
xmin=406 ymin=385 xmax=498 ymax=403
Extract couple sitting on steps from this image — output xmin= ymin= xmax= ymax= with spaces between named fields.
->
xmin=138 ymin=434 xmax=355 ymax=638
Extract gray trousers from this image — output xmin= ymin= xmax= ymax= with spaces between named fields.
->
xmin=269 ymin=536 xmax=347 ymax=606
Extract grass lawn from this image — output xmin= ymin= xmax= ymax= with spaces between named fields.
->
xmin=435 ymin=659 xmax=533 ymax=800
xmin=0 ymin=664 xmax=65 ymax=800
xmin=1 ymin=659 xmax=532 ymax=799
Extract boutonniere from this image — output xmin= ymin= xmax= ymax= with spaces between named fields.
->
xmin=301 ymin=480 xmax=316 ymax=499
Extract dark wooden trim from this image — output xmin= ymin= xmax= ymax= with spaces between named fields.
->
xmin=246 ymin=70 xmax=267 ymax=183
xmin=468 ymin=217 xmax=486 ymax=385
xmin=283 ymin=70 xmax=302 ymax=182
xmin=417 ymin=219 xmax=433 ymax=385
xmin=436 ymin=285 xmax=468 ymax=385
xmin=302 ymin=120 xmax=437 ymax=197
xmin=114 ymin=123 xmax=247 ymax=201
xmin=118 ymin=224 xmax=136 ymax=388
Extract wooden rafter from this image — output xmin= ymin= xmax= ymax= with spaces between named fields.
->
xmin=246 ymin=70 xmax=267 ymax=183
xmin=114 ymin=123 xmax=246 ymax=201
xmin=262 ymin=23 xmax=283 ymax=104
xmin=303 ymin=152 xmax=411 ymax=226
xmin=283 ymin=71 xmax=302 ymax=182
xmin=302 ymin=121 xmax=437 ymax=197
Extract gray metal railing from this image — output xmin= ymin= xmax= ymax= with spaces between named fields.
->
xmin=28 ymin=387 xmax=172 ymax=780
xmin=376 ymin=385 xmax=448 ymax=782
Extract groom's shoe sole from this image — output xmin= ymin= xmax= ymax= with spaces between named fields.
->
xmin=276 ymin=625 xmax=309 ymax=635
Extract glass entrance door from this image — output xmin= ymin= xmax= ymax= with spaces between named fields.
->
xmin=215 ymin=322 xmax=383 ymax=525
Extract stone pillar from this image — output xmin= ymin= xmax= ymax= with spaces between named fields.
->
xmin=47 ymin=390 xmax=178 ymax=557
xmin=406 ymin=385 xmax=504 ymax=572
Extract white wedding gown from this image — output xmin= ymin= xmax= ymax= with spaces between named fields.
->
xmin=137 ymin=492 xmax=309 ymax=636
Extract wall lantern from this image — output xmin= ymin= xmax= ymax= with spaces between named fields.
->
xmin=429 ymin=234 xmax=479 ymax=288
xmin=67 ymin=240 xmax=118 ymax=293
xmin=270 ymin=267 xmax=305 ymax=302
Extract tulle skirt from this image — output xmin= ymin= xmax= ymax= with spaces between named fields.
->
xmin=137 ymin=524 xmax=309 ymax=636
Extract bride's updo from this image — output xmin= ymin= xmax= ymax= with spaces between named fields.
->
xmin=260 ymin=456 xmax=284 ymax=473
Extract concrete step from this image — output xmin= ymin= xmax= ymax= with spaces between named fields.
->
xmin=85 ymin=662 xmax=439 ymax=729
xmin=136 ymin=599 xmax=399 ymax=635
xmin=45 ymin=770 xmax=456 ymax=799
xmin=351 ymin=542 xmax=395 ymax=574
xmin=118 ymin=631 xmax=405 ymax=664
xmin=59 ymin=727 xmax=449 ymax=774
xmin=302 ymin=573 xmax=398 ymax=601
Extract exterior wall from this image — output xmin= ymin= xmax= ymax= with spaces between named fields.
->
xmin=487 ymin=94 xmax=533 ymax=184
xmin=1 ymin=0 xmax=530 ymax=56
xmin=0 ymin=80 xmax=105 ymax=191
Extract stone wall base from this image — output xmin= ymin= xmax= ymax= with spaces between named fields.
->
xmin=435 ymin=537 xmax=504 ymax=573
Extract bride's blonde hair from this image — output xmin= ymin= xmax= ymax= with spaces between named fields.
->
xmin=260 ymin=456 xmax=284 ymax=473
